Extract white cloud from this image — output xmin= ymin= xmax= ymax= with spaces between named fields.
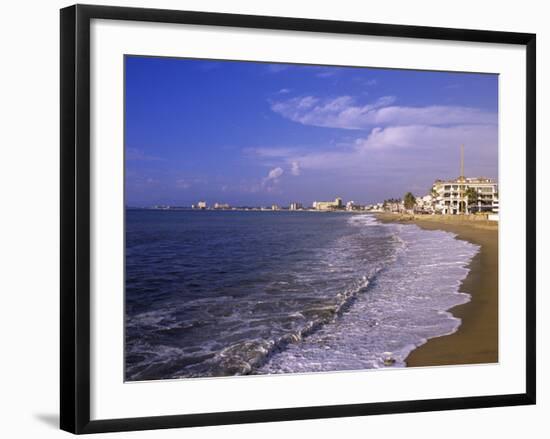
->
xmin=267 ymin=167 xmax=284 ymax=179
xmin=297 ymin=96 xmax=320 ymax=109
xmin=248 ymin=124 xmax=497 ymax=178
xmin=245 ymin=147 xmax=299 ymax=158
xmin=250 ymin=93 xmax=497 ymax=198
xmin=126 ymin=148 xmax=162 ymax=161
xmin=271 ymin=95 xmax=497 ymax=130
xmin=355 ymin=124 xmax=497 ymax=151
xmin=262 ymin=167 xmax=284 ymax=188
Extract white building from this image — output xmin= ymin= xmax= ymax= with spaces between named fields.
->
xmin=289 ymin=202 xmax=303 ymax=211
xmin=415 ymin=194 xmax=435 ymax=213
xmin=432 ymin=177 xmax=498 ymax=215
xmin=196 ymin=201 xmax=207 ymax=210
xmin=383 ymin=199 xmax=403 ymax=213
xmin=313 ymin=197 xmax=343 ymax=211
xmin=429 ymin=145 xmax=498 ymax=215
xmin=213 ymin=202 xmax=230 ymax=209
xmin=346 ymin=201 xmax=365 ymax=211
xmin=367 ymin=203 xmax=384 ymax=212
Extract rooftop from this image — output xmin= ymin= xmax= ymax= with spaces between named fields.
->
xmin=434 ymin=177 xmax=497 ymax=185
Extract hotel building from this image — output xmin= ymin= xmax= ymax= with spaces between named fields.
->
xmin=312 ymin=197 xmax=343 ymax=211
xmin=432 ymin=177 xmax=498 ymax=215
xmin=431 ymin=145 xmax=498 ymax=215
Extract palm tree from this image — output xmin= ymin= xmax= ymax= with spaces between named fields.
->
xmin=403 ymin=192 xmax=416 ymax=210
xmin=465 ymin=187 xmax=478 ymax=213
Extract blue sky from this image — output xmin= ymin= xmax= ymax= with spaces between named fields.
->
xmin=125 ymin=56 xmax=498 ymax=207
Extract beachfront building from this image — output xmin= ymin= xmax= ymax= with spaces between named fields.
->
xmin=366 ymin=203 xmax=384 ymax=212
xmin=289 ymin=202 xmax=303 ymax=211
xmin=195 ymin=201 xmax=207 ymax=210
xmin=313 ymin=197 xmax=343 ymax=211
xmin=271 ymin=204 xmax=280 ymax=211
xmin=415 ymin=194 xmax=435 ymax=214
xmin=432 ymin=177 xmax=498 ymax=215
xmin=428 ymin=145 xmax=499 ymax=215
xmin=346 ymin=201 xmax=366 ymax=211
xmin=382 ymin=199 xmax=403 ymax=213
xmin=492 ymin=197 xmax=499 ymax=214
xmin=213 ymin=202 xmax=230 ymax=209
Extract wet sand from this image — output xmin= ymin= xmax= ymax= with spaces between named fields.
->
xmin=376 ymin=213 xmax=498 ymax=367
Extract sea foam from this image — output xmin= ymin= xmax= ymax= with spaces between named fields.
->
xmin=125 ymin=211 xmax=479 ymax=380
xmin=257 ymin=215 xmax=479 ymax=374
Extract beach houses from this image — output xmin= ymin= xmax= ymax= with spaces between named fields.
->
xmin=415 ymin=194 xmax=435 ymax=214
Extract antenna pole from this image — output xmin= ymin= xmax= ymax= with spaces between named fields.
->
xmin=460 ymin=144 xmax=464 ymax=180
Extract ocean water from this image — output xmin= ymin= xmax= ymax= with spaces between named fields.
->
xmin=125 ymin=210 xmax=479 ymax=381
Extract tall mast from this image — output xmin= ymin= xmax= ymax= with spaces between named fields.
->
xmin=460 ymin=144 xmax=464 ymax=180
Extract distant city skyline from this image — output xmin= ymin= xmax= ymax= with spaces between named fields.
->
xmin=125 ymin=56 xmax=498 ymax=207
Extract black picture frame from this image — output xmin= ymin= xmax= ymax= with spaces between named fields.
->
xmin=60 ymin=4 xmax=536 ymax=434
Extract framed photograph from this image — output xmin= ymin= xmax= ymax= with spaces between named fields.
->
xmin=60 ymin=4 xmax=536 ymax=434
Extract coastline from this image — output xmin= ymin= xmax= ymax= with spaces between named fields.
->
xmin=375 ymin=213 xmax=499 ymax=367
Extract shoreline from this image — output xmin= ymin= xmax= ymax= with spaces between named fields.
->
xmin=376 ymin=213 xmax=499 ymax=367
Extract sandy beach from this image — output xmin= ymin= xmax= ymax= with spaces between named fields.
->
xmin=376 ymin=213 xmax=498 ymax=367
